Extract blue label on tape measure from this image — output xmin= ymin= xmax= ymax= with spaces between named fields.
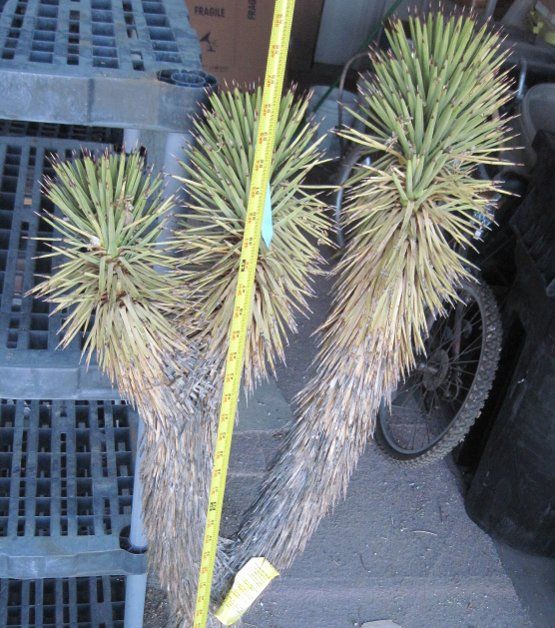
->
xmin=262 ymin=184 xmax=273 ymax=247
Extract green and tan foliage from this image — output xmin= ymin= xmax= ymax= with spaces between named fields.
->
xmin=221 ymin=12 xmax=514 ymax=590
xmin=175 ymin=86 xmax=330 ymax=390
xmin=29 ymin=150 xmax=184 ymax=412
xmin=324 ymin=13 xmax=513 ymax=392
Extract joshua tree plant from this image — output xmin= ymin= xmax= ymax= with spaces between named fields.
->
xmin=28 ymin=149 xmax=221 ymax=625
xmin=142 ymin=86 xmax=329 ymax=625
xmin=32 ymin=87 xmax=329 ymax=625
xmin=217 ymin=12 xmax=514 ymax=604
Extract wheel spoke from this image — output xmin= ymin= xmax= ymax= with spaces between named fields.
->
xmin=450 ymin=358 xmax=481 ymax=366
xmin=457 ymin=335 xmax=483 ymax=353
xmin=451 ymin=366 xmax=479 ymax=376
xmin=433 ymin=318 xmax=452 ymax=347
xmin=455 ymin=343 xmax=482 ymax=360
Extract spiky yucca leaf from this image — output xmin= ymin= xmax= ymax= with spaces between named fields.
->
xmin=30 ymin=150 xmax=184 ymax=412
xmin=219 ymin=13 xmax=513 ymax=593
xmin=324 ymin=14 xmax=513 ymax=384
xmin=175 ymin=87 xmax=329 ymax=390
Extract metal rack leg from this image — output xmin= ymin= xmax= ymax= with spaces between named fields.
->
xmin=163 ymin=131 xmax=188 ymax=193
xmin=122 ymin=131 xmax=192 ymax=623
xmin=161 ymin=131 xmax=190 ymax=238
xmin=125 ymin=418 xmax=148 ymax=628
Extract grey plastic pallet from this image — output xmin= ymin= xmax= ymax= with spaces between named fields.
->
xmin=0 ymin=0 xmax=213 ymax=131
xmin=0 ymin=128 xmax=121 ymax=399
xmin=0 ymin=575 xmax=126 ymax=626
xmin=0 ymin=398 xmax=146 ymax=578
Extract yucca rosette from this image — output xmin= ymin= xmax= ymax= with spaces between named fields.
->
xmin=30 ymin=150 xmax=185 ymax=415
xmin=175 ymin=86 xmax=330 ymax=391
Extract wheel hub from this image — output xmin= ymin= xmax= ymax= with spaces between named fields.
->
xmin=421 ymin=349 xmax=450 ymax=391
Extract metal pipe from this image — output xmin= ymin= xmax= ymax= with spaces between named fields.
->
xmin=163 ymin=131 xmax=187 ymax=197
xmin=161 ymin=131 xmax=192 ymax=240
xmin=124 ymin=418 xmax=147 ymax=628
xmin=311 ymin=0 xmax=406 ymax=115
xmin=123 ymin=128 xmax=141 ymax=152
xmin=484 ymin=0 xmax=498 ymax=19
xmin=129 ymin=419 xmax=147 ymax=549
xmin=516 ymin=59 xmax=528 ymax=102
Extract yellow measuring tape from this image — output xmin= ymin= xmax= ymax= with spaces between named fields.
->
xmin=193 ymin=1 xmax=296 ymax=626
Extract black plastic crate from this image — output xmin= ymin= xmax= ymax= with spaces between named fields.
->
xmin=0 ymin=130 xmax=119 ymax=399
xmin=0 ymin=575 xmax=126 ymax=626
xmin=0 ymin=398 xmax=145 ymax=578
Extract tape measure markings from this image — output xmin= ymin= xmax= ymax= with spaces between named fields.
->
xmin=192 ymin=2 xmax=296 ymax=626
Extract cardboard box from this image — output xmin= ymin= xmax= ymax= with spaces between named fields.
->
xmin=188 ymin=1 xmax=274 ymax=85
xmin=188 ymin=1 xmax=324 ymax=85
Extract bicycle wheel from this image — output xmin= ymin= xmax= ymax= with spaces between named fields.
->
xmin=374 ymin=279 xmax=502 ymax=466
